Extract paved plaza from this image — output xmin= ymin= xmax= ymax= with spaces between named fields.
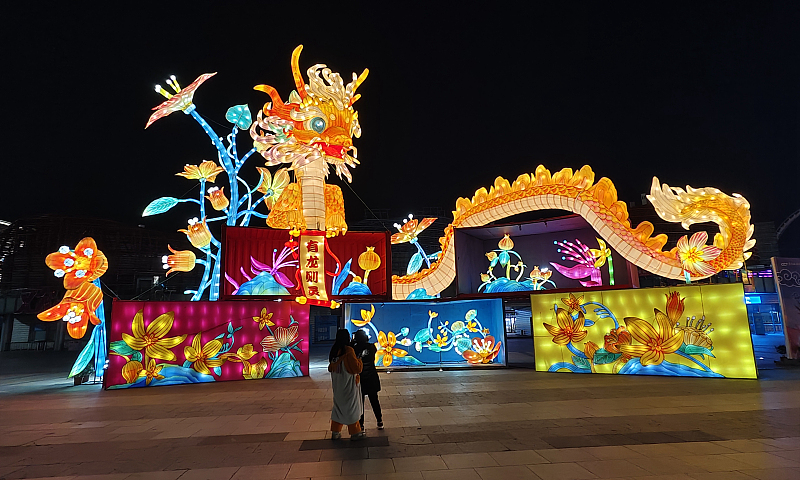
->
xmin=1 ymin=348 xmax=799 ymax=480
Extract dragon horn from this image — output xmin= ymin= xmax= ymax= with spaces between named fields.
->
xmin=253 ymin=84 xmax=294 ymax=118
xmin=349 ymin=68 xmax=369 ymax=105
xmin=291 ymin=44 xmax=307 ymax=100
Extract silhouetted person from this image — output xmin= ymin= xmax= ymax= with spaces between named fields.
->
xmin=352 ymin=329 xmax=383 ymax=431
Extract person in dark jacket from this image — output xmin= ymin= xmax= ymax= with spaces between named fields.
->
xmin=352 ymin=329 xmax=383 ymax=431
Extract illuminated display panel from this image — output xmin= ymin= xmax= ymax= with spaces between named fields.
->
xmin=344 ymin=298 xmax=505 ymax=368
xmin=222 ymin=226 xmax=390 ymax=301
xmin=531 ymin=284 xmax=757 ymax=379
xmin=455 ymin=216 xmax=635 ymax=296
xmin=104 ymin=300 xmax=310 ymax=389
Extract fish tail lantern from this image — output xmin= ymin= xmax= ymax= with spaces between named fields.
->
xmin=358 ymin=246 xmax=381 ymax=284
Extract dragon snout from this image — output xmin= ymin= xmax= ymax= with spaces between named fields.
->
xmin=324 ymin=126 xmax=351 ymax=147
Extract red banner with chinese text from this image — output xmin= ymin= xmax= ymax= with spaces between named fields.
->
xmin=221 ymin=226 xmax=390 ymax=301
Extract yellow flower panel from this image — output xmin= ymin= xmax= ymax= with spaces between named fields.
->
xmin=531 ymin=284 xmax=756 ymax=379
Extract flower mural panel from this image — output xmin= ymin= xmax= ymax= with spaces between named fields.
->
xmin=344 ymin=299 xmax=505 ymax=368
xmin=104 ymin=300 xmax=310 ymax=389
xmin=531 ymin=284 xmax=757 ymax=379
xmin=454 ymin=217 xmax=636 ymax=297
xmin=221 ymin=226 xmax=390 ymax=301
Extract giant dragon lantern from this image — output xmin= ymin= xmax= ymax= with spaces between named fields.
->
xmin=141 ymin=44 xmax=755 ymax=305
xmin=250 ymin=45 xmax=367 ymax=237
xmin=142 ymin=45 xmax=369 ymax=306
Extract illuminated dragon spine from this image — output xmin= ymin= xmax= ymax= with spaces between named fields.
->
xmin=391 ymin=165 xmax=755 ymax=300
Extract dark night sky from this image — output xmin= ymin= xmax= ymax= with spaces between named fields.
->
xmin=2 ymin=2 xmax=799 ymax=252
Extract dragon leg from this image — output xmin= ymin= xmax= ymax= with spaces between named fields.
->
xmin=324 ymin=184 xmax=347 ymax=237
xmin=266 ymin=183 xmax=306 ymax=232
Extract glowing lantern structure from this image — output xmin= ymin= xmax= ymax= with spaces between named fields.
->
xmin=392 ymin=166 xmax=755 ymax=299
xmin=38 ymin=237 xmax=109 ymax=378
xmin=142 ymin=45 xmax=369 ymax=301
xmin=140 ymin=46 xmax=754 ymax=304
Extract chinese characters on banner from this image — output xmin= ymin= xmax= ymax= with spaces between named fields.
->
xmin=299 ymin=233 xmax=331 ymax=305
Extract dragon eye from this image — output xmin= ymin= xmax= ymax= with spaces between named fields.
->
xmin=309 ymin=117 xmax=326 ymax=133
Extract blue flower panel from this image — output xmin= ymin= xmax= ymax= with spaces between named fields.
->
xmin=344 ymin=298 xmax=505 ymax=368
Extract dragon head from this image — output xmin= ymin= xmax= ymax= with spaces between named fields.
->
xmin=250 ymin=45 xmax=368 ymax=182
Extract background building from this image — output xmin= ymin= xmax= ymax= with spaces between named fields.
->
xmin=0 ymin=216 xmax=200 ymax=351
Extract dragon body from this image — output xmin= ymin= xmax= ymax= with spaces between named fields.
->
xmin=392 ymin=165 xmax=754 ymax=300
xmin=244 ymin=47 xmax=754 ymax=300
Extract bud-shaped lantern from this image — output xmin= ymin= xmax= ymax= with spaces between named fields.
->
xmin=178 ymin=217 xmax=212 ymax=249
xmin=498 ymin=234 xmax=514 ymax=251
xmin=205 ymin=187 xmax=229 ymax=211
xmin=358 ymin=246 xmax=381 ymax=284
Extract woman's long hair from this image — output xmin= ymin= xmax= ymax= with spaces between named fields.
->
xmin=329 ymin=329 xmax=353 ymax=362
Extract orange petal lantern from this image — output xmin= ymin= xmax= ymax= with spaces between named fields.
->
xmin=178 ymin=217 xmax=211 ymax=248
xmin=162 ymin=245 xmax=196 ymax=275
xmin=205 ymin=187 xmax=229 ymax=211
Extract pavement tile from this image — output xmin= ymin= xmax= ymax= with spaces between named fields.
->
xmin=766 ymin=448 xmax=800 ymax=461
xmin=310 ymin=476 xmax=365 ymax=480
xmin=420 ymin=468 xmax=481 ymax=480
xmin=577 ymin=459 xmax=650 ymax=477
xmin=625 ymin=444 xmax=687 ymax=458
xmin=736 ymin=467 xmax=800 ymax=480
xmin=753 ymin=437 xmax=800 ymax=449
xmin=65 ymin=475 xmax=130 ymax=480
xmin=475 ymin=465 xmax=541 ymax=480
xmin=582 ymin=446 xmax=646 ymax=460
xmin=176 ymin=467 xmax=240 ymax=480
xmin=320 ymin=448 xmax=370 ymax=461
xmin=685 ymin=472 xmax=757 ymax=480
xmin=456 ymin=440 xmax=509 ymax=453
xmin=710 ymin=440 xmax=779 ymax=452
xmin=440 ymin=452 xmax=499 ymax=469
xmin=489 ymin=450 xmax=549 ymax=465
xmin=124 ymin=472 xmax=187 ymax=480
xmin=665 ymin=442 xmax=737 ymax=456
xmin=536 ymin=448 xmax=599 ymax=463
xmin=341 ymin=459 xmax=395 ymax=475
xmin=721 ymin=451 xmax=800 ymax=468
xmin=367 ymin=473 xmax=422 ymax=480
xmin=287 ymin=460 xmax=342 ymax=478
xmin=677 ymin=454 xmax=754 ymax=472
xmin=231 ymin=464 xmax=290 ymax=480
xmin=392 ymin=455 xmax=448 ymax=472
xmin=527 ymin=462 xmax=598 ymax=479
